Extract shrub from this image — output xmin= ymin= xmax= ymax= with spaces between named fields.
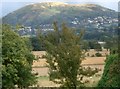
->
xmin=42 ymin=55 xmax=46 ymax=58
xmin=95 ymin=53 xmax=102 ymax=57
xmin=87 ymin=53 xmax=89 ymax=57
xmin=91 ymin=54 xmax=95 ymax=57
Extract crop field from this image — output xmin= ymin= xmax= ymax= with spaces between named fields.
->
xmin=32 ymin=49 xmax=109 ymax=87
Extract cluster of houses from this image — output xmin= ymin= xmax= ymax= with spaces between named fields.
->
xmin=17 ymin=16 xmax=118 ymax=36
xmin=71 ymin=16 xmax=118 ymax=29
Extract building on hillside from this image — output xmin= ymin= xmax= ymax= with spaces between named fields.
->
xmin=98 ymin=41 xmax=106 ymax=49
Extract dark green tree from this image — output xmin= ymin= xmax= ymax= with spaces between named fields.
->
xmin=2 ymin=24 xmax=37 ymax=89
xmin=82 ymin=41 xmax=89 ymax=51
xmin=88 ymin=40 xmax=96 ymax=49
xmin=40 ymin=22 xmax=98 ymax=88
xmin=94 ymin=43 xmax=102 ymax=52
xmin=98 ymin=54 xmax=120 ymax=87
xmin=30 ymin=37 xmax=45 ymax=51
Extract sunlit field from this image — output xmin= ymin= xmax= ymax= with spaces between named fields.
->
xmin=32 ymin=49 xmax=109 ymax=87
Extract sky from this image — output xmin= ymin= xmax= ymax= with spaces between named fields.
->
xmin=1 ymin=0 xmax=120 ymax=17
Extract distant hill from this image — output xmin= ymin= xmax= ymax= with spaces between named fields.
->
xmin=2 ymin=2 xmax=118 ymax=39
xmin=3 ymin=2 xmax=117 ymax=27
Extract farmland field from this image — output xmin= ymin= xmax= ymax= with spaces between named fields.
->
xmin=32 ymin=49 xmax=109 ymax=87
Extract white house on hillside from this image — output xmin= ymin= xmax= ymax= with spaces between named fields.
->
xmin=98 ymin=41 xmax=106 ymax=49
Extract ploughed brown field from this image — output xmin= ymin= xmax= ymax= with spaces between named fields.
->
xmin=32 ymin=49 xmax=109 ymax=87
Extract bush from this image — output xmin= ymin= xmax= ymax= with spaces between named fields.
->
xmin=91 ymin=54 xmax=95 ymax=57
xmin=87 ymin=53 xmax=89 ymax=57
xmin=95 ymin=53 xmax=102 ymax=57
xmin=42 ymin=55 xmax=46 ymax=58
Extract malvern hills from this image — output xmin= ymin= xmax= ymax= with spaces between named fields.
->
xmin=2 ymin=2 xmax=118 ymax=38
xmin=3 ymin=2 xmax=117 ymax=27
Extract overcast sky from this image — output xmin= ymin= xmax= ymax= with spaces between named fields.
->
xmin=1 ymin=0 xmax=120 ymax=17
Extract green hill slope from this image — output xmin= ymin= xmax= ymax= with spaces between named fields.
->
xmin=2 ymin=2 xmax=117 ymax=28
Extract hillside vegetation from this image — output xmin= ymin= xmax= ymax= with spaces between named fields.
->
xmin=3 ymin=2 xmax=117 ymax=28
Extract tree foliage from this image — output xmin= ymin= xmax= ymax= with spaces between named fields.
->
xmin=30 ymin=37 xmax=45 ymax=51
xmin=98 ymin=54 xmax=120 ymax=87
xmin=40 ymin=22 xmax=98 ymax=88
xmin=2 ymin=24 xmax=37 ymax=88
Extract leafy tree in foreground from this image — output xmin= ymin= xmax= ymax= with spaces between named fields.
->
xmin=98 ymin=54 xmax=120 ymax=87
xmin=2 ymin=24 xmax=37 ymax=89
xmin=40 ymin=22 xmax=98 ymax=89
